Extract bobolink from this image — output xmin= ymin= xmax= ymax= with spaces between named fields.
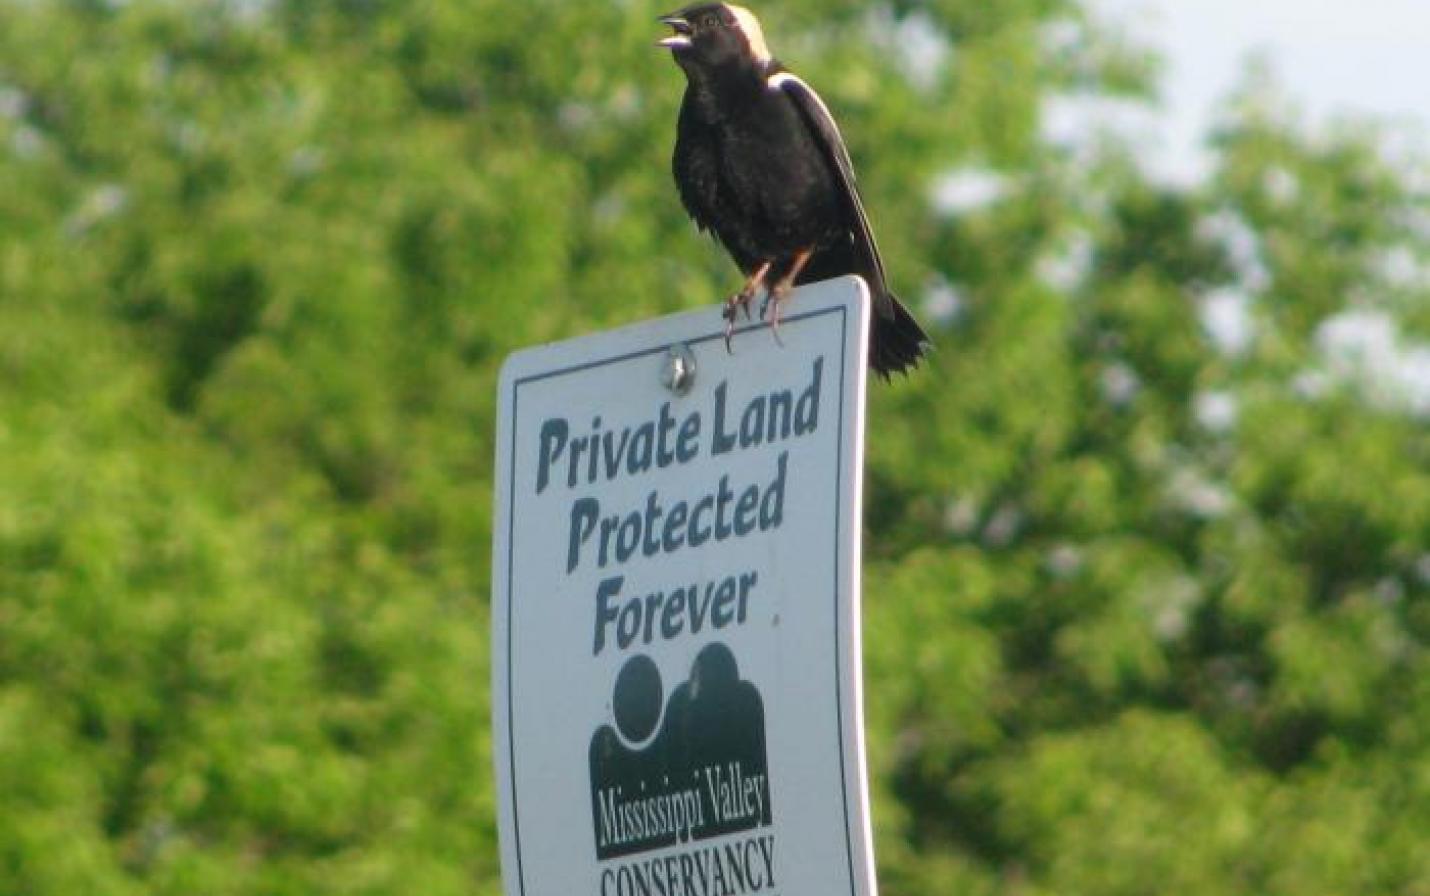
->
xmin=659 ymin=3 xmax=930 ymax=377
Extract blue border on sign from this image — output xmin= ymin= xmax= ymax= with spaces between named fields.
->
xmin=503 ymin=303 xmax=855 ymax=896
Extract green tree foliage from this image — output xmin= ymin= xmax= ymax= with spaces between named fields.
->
xmin=1 ymin=1 xmax=1426 ymax=893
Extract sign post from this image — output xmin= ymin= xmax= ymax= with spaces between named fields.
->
xmin=492 ymin=277 xmax=875 ymax=896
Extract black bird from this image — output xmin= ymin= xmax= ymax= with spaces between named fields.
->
xmin=658 ymin=3 xmax=930 ymax=377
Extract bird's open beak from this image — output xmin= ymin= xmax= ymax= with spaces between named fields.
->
xmin=657 ymin=14 xmax=693 ymax=50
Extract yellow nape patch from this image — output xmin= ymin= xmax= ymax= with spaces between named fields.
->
xmin=726 ymin=4 xmax=772 ymax=63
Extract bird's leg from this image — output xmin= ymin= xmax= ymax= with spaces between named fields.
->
xmin=761 ymin=248 xmax=814 ymax=345
xmin=723 ymin=260 xmax=772 ymax=353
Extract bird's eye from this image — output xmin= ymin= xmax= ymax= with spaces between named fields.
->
xmin=703 ymin=14 xmax=720 ymax=28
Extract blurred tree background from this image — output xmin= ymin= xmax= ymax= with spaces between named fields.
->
xmin=1 ymin=0 xmax=1427 ymax=893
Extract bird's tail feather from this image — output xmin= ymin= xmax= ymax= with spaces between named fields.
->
xmin=869 ymin=293 xmax=930 ymax=379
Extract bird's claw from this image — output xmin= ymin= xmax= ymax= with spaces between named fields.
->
xmin=764 ymin=282 xmax=791 ymax=345
xmin=722 ymin=288 xmax=759 ymax=353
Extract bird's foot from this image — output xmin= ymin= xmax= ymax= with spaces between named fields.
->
xmin=759 ymin=249 xmax=810 ymax=346
xmin=765 ymin=281 xmax=792 ymax=346
xmin=722 ymin=261 xmax=776 ymax=353
xmin=758 ymin=281 xmax=787 ymax=322
xmin=721 ymin=288 xmax=757 ymax=353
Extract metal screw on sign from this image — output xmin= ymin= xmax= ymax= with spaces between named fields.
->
xmin=662 ymin=343 xmax=697 ymax=395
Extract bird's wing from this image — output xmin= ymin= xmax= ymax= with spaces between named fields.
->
xmin=768 ymin=71 xmax=891 ymax=308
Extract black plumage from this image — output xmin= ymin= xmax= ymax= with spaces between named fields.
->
xmin=659 ymin=3 xmax=930 ymax=377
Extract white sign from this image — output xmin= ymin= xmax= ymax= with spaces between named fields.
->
xmin=492 ymin=277 xmax=875 ymax=896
